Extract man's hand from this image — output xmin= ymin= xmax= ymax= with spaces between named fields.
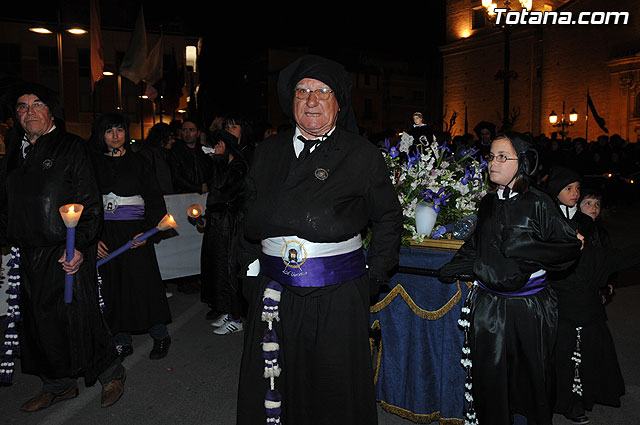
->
xmin=58 ymin=249 xmax=84 ymax=274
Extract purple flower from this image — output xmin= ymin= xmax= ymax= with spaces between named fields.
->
xmin=431 ymin=223 xmax=454 ymax=239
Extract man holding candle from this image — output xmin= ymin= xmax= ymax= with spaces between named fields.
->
xmin=0 ymin=83 xmax=125 ymax=411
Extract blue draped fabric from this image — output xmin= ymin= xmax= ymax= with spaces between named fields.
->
xmin=370 ymin=246 xmax=468 ymax=423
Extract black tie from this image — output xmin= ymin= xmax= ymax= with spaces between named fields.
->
xmin=297 ymin=136 xmax=319 ymax=162
xmin=23 ymin=143 xmax=34 ymax=158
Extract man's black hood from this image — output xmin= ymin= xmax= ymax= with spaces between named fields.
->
xmin=277 ymin=54 xmax=358 ymax=134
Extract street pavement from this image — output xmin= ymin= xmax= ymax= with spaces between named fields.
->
xmin=1 ymin=204 xmax=639 ymax=425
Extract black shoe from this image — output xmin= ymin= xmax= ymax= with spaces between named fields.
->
xmin=149 ymin=336 xmax=171 ymax=360
xmin=565 ymin=414 xmax=590 ymax=425
xmin=116 ymin=345 xmax=133 ymax=362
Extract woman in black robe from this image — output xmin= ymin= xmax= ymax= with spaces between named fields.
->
xmin=198 ymin=129 xmax=248 ymax=333
xmin=439 ymin=132 xmax=583 ymax=425
xmin=89 ymin=113 xmax=172 ymax=361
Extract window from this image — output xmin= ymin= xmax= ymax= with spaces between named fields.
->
xmin=472 ymin=8 xmax=488 ymax=29
xmin=0 ymin=43 xmax=21 ymax=76
xmin=78 ymin=48 xmax=100 ymax=112
xmin=38 ymin=46 xmax=59 ymax=94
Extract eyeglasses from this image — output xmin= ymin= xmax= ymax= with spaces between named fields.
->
xmin=294 ymin=88 xmax=334 ymax=101
xmin=16 ymin=101 xmax=47 ymax=114
xmin=486 ymin=153 xmax=518 ymax=163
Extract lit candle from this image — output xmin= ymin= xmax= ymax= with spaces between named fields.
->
xmin=59 ymin=204 xmax=84 ymax=303
xmin=96 ymin=214 xmax=178 ymax=267
xmin=186 ymin=204 xmax=205 ymax=227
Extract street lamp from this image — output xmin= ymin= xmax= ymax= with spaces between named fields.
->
xmin=27 ymin=13 xmax=87 ymax=109
xmin=549 ymin=100 xmax=578 ymax=140
xmin=482 ymin=0 xmax=531 ymax=130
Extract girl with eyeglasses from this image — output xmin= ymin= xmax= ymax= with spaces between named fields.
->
xmin=439 ymin=132 xmax=583 ymax=425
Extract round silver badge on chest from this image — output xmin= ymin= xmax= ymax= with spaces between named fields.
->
xmin=314 ymin=168 xmax=329 ymax=181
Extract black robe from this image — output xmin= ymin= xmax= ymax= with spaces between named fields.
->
xmin=200 ymin=153 xmax=247 ymax=316
xmin=168 ymin=141 xmax=212 ymax=194
xmin=236 ymin=127 xmax=403 ymax=425
xmin=550 ymin=212 xmax=639 ymax=414
xmin=0 ymin=128 xmax=117 ymax=383
xmin=92 ymin=151 xmax=172 ymax=335
xmin=440 ymin=187 xmax=582 ymax=425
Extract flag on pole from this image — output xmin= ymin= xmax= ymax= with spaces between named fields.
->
xmin=119 ymin=6 xmax=148 ymax=84
xmin=587 ymin=91 xmax=608 ymax=133
xmin=89 ymin=0 xmax=104 ymax=92
xmin=144 ymin=35 xmax=163 ymax=86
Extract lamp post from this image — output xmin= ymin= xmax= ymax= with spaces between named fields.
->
xmin=482 ymin=0 xmax=531 ymax=130
xmin=28 ymin=11 xmax=87 ymax=110
xmin=549 ymin=100 xmax=578 ymax=140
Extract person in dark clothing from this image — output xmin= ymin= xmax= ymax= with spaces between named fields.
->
xmin=545 ymin=172 xmax=638 ymax=425
xmin=0 ymin=83 xmax=125 ymax=411
xmin=168 ymin=118 xmax=212 ymax=194
xmin=473 ymin=120 xmax=496 ymax=159
xmin=90 ymin=113 xmax=173 ymax=362
xmin=439 ymin=132 xmax=583 ymax=425
xmin=197 ymin=129 xmax=248 ymax=333
xmin=236 ymin=54 xmax=403 ymax=425
xmin=139 ymin=122 xmax=175 ymax=195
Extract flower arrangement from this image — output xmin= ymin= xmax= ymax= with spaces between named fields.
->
xmin=380 ymin=132 xmax=488 ymax=246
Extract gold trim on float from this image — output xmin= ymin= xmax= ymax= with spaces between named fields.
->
xmin=379 ymin=401 xmax=463 ymax=424
xmin=370 ymin=281 xmax=462 ymax=320
xmin=369 ymin=319 xmax=382 ymax=383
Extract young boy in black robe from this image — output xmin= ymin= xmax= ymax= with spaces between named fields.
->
xmin=546 ymin=169 xmax=640 ymax=425
xmin=439 ymin=132 xmax=582 ymax=425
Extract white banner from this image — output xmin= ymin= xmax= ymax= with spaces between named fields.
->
xmin=154 ymin=192 xmax=207 ymax=280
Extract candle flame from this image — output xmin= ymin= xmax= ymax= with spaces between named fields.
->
xmin=157 ymin=213 xmax=179 ymax=231
xmin=69 ymin=205 xmax=75 ymax=213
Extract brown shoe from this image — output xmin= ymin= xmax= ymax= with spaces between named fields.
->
xmin=100 ymin=369 xmax=126 ymax=408
xmin=20 ymin=387 xmax=79 ymax=412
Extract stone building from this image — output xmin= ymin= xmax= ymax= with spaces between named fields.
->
xmin=441 ymin=0 xmax=640 ymax=142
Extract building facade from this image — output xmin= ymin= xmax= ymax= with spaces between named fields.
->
xmin=0 ymin=18 xmax=198 ymax=141
xmin=441 ymin=0 xmax=640 ymax=142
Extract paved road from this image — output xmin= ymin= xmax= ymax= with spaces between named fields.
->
xmin=1 ymin=205 xmax=638 ymax=425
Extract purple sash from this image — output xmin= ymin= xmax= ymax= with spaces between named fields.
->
xmin=260 ymin=248 xmax=367 ymax=287
xmin=478 ymin=272 xmax=547 ymax=296
xmin=104 ymin=205 xmax=145 ymax=221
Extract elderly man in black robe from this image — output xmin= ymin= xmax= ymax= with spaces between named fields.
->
xmin=236 ymin=55 xmax=403 ymax=424
xmin=0 ymin=83 xmax=125 ymax=411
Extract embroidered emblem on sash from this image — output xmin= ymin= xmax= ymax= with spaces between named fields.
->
xmin=280 ymin=240 xmax=308 ymax=277
xmin=103 ymin=196 xmax=119 ymax=213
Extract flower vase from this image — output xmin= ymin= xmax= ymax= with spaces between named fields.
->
xmin=415 ymin=202 xmax=438 ymax=237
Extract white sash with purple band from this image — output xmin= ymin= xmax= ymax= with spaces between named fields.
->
xmin=259 ymin=235 xmax=367 ymax=287
xmin=102 ymin=193 xmax=145 ymax=220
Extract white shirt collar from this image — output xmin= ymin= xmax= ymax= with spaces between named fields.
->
xmin=22 ymin=124 xmax=56 ymax=157
xmin=292 ymin=126 xmax=336 ymax=157
xmin=560 ymin=204 xmax=577 ymax=219
xmin=497 ymin=186 xmax=518 ymax=200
